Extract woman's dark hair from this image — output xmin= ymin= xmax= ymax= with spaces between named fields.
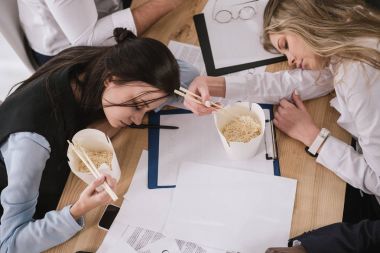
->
xmin=14 ymin=28 xmax=180 ymax=112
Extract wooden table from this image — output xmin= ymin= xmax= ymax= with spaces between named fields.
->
xmin=46 ymin=1 xmax=351 ymax=252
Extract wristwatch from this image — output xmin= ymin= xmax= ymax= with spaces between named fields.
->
xmin=305 ymin=128 xmax=330 ymax=157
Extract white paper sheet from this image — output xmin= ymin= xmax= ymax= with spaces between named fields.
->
xmin=157 ymin=112 xmax=274 ymax=186
xmin=203 ymin=0 xmax=282 ymax=69
xmin=163 ymin=162 xmax=297 ymax=253
xmin=98 ymin=153 xmax=239 ymax=253
xmin=104 ymin=239 xmax=137 ymax=253
xmin=121 ymin=151 xmax=174 ymax=232
xmin=99 ymin=224 xmax=236 ymax=253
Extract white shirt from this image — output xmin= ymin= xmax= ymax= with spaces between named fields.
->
xmin=225 ymin=41 xmax=380 ymax=203
xmin=18 ymin=0 xmax=137 ymax=56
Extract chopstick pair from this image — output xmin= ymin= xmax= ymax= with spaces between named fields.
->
xmin=174 ymin=87 xmax=223 ymax=109
xmin=175 ymin=87 xmax=237 ymax=119
xmin=67 ymin=140 xmax=118 ymax=201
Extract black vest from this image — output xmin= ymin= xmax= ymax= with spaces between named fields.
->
xmin=0 ymin=68 xmax=89 ymax=219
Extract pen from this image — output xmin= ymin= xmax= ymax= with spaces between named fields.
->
xmin=128 ymin=124 xmax=179 ymax=129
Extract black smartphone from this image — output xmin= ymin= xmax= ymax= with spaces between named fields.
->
xmin=98 ymin=204 xmax=120 ymax=230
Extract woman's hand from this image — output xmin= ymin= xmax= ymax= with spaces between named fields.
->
xmin=183 ymin=76 xmax=226 ymax=116
xmin=70 ymin=174 xmax=117 ymax=220
xmin=266 ymin=245 xmax=307 ymax=253
xmin=274 ymin=90 xmax=320 ymax=147
xmin=184 ymin=76 xmax=214 ymax=115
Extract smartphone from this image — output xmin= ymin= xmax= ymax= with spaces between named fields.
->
xmin=98 ymin=204 xmax=120 ymax=230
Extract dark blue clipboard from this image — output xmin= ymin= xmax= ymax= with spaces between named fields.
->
xmin=148 ymin=105 xmax=280 ymax=189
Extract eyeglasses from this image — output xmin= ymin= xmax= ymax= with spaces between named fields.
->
xmin=213 ymin=0 xmax=259 ymax=24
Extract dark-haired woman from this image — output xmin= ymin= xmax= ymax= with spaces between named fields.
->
xmin=0 ymin=29 xmax=198 ymax=252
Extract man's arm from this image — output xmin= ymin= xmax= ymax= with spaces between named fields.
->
xmin=132 ymin=0 xmax=184 ymax=35
xmin=45 ymin=0 xmax=184 ymax=47
xmin=290 ymin=220 xmax=380 ymax=253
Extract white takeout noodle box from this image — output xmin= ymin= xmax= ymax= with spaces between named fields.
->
xmin=67 ymin=128 xmax=121 ymax=185
xmin=214 ymin=102 xmax=265 ymax=160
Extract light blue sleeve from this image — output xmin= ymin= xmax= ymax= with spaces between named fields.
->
xmin=155 ymin=59 xmax=200 ymax=111
xmin=0 ymin=132 xmax=84 ymax=253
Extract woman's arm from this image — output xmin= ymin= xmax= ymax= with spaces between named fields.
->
xmin=224 ymin=68 xmax=334 ymax=104
xmin=131 ymin=0 xmax=184 ymax=35
xmin=184 ymin=68 xmax=334 ymax=115
xmin=0 ymin=133 xmax=83 ymax=253
xmin=316 ymin=136 xmax=380 ymax=196
xmin=274 ymin=61 xmax=380 ymax=197
xmin=317 ymin=62 xmax=380 ymax=196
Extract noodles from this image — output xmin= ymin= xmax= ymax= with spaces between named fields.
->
xmin=222 ymin=115 xmax=261 ymax=143
xmin=77 ymin=149 xmax=113 ymax=172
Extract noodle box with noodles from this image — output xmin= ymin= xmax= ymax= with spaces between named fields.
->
xmin=67 ymin=128 xmax=121 ymax=185
xmin=214 ymin=102 xmax=265 ymax=160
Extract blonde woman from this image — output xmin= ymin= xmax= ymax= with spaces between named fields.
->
xmin=184 ymin=0 xmax=380 ymax=252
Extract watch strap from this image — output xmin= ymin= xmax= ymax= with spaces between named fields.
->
xmin=307 ymin=128 xmax=330 ymax=156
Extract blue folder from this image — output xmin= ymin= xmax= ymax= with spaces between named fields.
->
xmin=147 ymin=105 xmax=280 ymax=189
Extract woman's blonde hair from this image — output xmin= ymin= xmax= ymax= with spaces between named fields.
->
xmin=262 ymin=0 xmax=380 ymax=69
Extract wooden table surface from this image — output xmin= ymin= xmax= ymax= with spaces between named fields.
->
xmin=45 ymin=1 xmax=351 ymax=252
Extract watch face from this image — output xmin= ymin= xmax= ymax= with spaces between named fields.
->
xmin=321 ymin=128 xmax=330 ymax=138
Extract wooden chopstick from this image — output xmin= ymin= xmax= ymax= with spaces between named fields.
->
xmin=76 ymin=145 xmax=102 ymax=179
xmin=67 ymin=140 xmax=118 ymax=201
xmin=176 ymin=87 xmax=238 ymax=119
xmin=179 ymin=87 xmax=223 ymax=109
xmin=77 ymin=145 xmax=118 ymax=201
xmin=69 ymin=141 xmax=118 ymax=201
xmin=174 ymin=90 xmax=203 ymax=105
